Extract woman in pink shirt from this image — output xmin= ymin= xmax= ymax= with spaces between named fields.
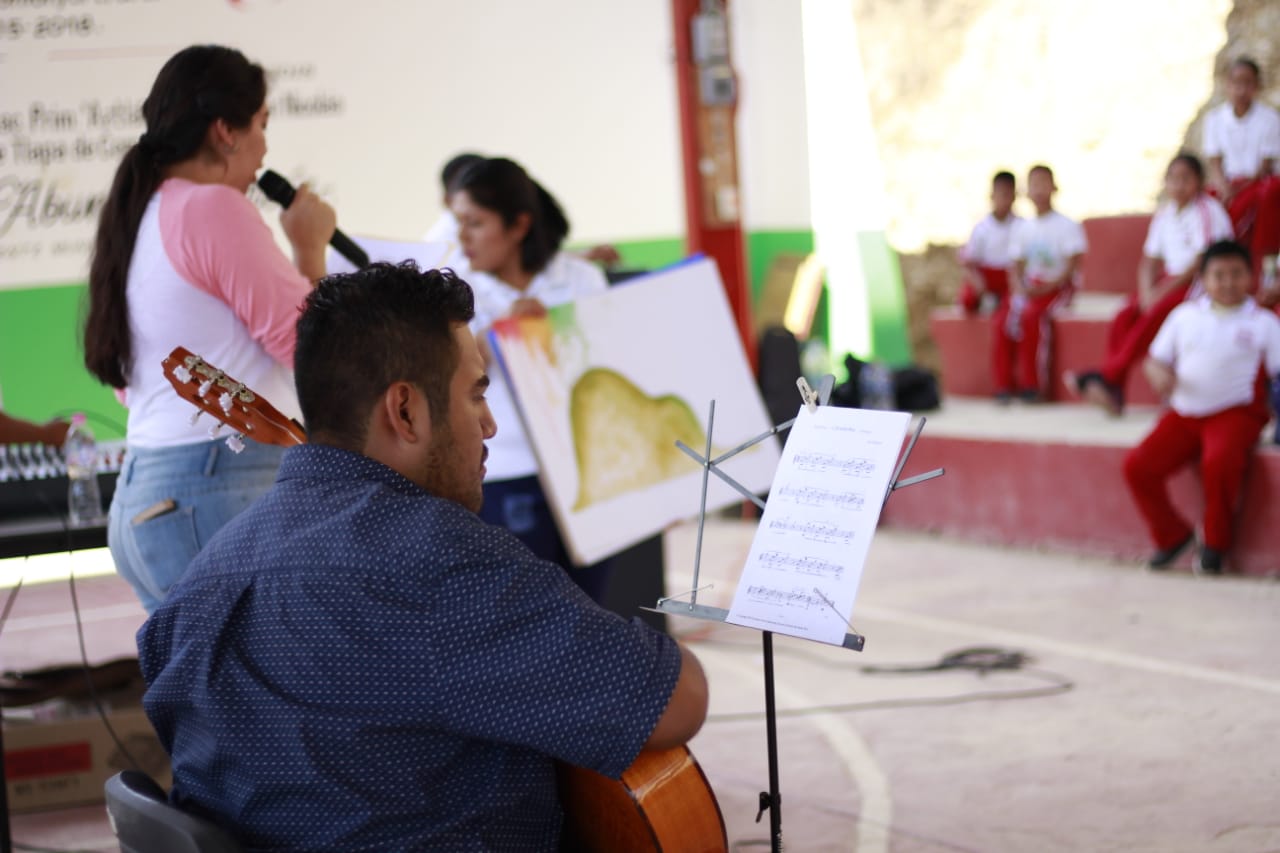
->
xmin=82 ymin=45 xmax=336 ymax=612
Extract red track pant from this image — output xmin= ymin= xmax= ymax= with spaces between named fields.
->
xmin=991 ymin=283 xmax=1071 ymax=394
xmin=1123 ymin=404 xmax=1267 ymax=551
xmin=1100 ymin=277 xmax=1190 ymax=388
xmin=1216 ymin=177 xmax=1280 ymax=269
xmin=958 ymin=267 xmax=1010 ymax=315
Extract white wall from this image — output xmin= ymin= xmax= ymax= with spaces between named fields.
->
xmin=0 ymin=0 xmax=688 ymax=287
xmin=731 ymin=0 xmax=813 ymax=233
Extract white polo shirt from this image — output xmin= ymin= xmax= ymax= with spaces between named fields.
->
xmin=1011 ymin=210 xmax=1088 ymax=284
xmin=1143 ymin=195 xmax=1234 ymax=276
xmin=468 ymin=252 xmax=609 ymax=481
xmin=961 ymin=213 xmax=1022 ymax=268
xmin=1149 ymin=296 xmax=1280 ymax=417
xmin=1202 ymin=101 xmax=1280 ymax=180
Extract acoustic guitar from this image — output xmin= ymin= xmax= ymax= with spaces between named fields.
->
xmin=161 ymin=346 xmax=729 ymax=852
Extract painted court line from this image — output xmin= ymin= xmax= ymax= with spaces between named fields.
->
xmin=702 ymin=644 xmax=892 ymax=853
xmin=855 ymin=604 xmax=1280 ymax=695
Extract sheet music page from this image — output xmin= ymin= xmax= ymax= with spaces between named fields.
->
xmin=726 ymin=405 xmax=911 ymax=645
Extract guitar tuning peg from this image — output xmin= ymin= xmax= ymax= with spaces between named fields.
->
xmin=219 ymin=392 xmax=234 ymax=415
xmin=198 ymin=379 xmax=214 ymax=397
xmin=188 ymin=408 xmax=202 ymax=426
xmin=208 ymin=422 xmax=223 ymax=438
xmin=225 ymin=434 xmax=245 ymax=454
xmin=174 ymin=366 xmax=192 ymax=383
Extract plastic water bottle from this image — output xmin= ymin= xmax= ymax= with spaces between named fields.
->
xmin=64 ymin=413 xmax=104 ymax=527
xmin=858 ymin=362 xmax=896 ymax=410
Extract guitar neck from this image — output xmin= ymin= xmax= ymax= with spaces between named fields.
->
xmin=162 ymin=347 xmax=306 ymax=447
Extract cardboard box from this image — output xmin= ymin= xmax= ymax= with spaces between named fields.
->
xmin=4 ymin=701 xmax=172 ymax=813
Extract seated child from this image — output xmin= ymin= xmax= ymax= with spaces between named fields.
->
xmin=1203 ymin=57 xmax=1280 ymax=274
xmin=1123 ymin=240 xmax=1280 ymax=574
xmin=993 ymin=165 xmax=1086 ymax=401
xmin=1069 ymin=153 xmax=1233 ymax=414
xmin=957 ymin=171 xmax=1020 ymax=315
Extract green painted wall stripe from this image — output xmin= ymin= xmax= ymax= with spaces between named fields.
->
xmin=857 ymin=230 xmax=912 ymax=367
xmin=606 ymin=237 xmax=684 ymax=273
xmin=745 ymin=230 xmax=814 ymax=301
xmin=1 ymin=227 xmax=910 ymax=435
xmin=0 ymin=282 xmax=126 ymax=439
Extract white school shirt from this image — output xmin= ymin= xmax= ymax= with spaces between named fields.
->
xmin=1149 ymin=296 xmax=1280 ymax=417
xmin=469 ymin=252 xmax=609 ymax=481
xmin=1010 ymin=211 xmax=1087 ymax=284
xmin=1142 ymin=195 xmax=1234 ymax=276
xmin=961 ymin=213 xmax=1022 ymax=268
xmin=1202 ymin=101 xmax=1280 ymax=180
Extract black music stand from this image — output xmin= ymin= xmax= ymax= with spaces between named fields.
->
xmin=648 ymin=376 xmax=942 ymax=853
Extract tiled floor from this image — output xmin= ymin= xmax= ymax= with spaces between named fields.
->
xmin=4 ymin=520 xmax=1279 ymax=852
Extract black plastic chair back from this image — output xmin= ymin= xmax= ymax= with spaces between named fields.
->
xmin=104 ymin=770 xmax=242 ymax=853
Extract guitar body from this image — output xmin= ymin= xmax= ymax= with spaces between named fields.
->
xmin=558 ymin=745 xmax=727 ymax=852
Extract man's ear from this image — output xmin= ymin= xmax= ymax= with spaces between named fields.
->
xmin=378 ymin=381 xmax=431 ymax=445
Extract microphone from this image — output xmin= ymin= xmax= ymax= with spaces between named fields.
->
xmin=256 ymin=169 xmax=370 ymax=269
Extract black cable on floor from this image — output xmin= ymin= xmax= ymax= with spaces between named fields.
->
xmin=703 ymin=646 xmax=1074 ymax=723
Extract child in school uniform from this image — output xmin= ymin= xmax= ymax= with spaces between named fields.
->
xmin=1069 ymin=153 xmax=1234 ymax=414
xmin=993 ymin=165 xmax=1087 ymax=402
xmin=1203 ymin=57 xmax=1280 ymax=274
xmin=1123 ymin=240 xmax=1280 ymax=574
xmin=957 ymin=171 xmax=1021 ymax=316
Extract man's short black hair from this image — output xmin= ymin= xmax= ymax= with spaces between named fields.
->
xmin=295 ymin=262 xmax=475 ymax=449
xmin=1200 ymin=239 xmax=1252 ymax=274
xmin=992 ymin=170 xmax=1016 ymax=189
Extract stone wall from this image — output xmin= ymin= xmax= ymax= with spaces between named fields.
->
xmin=1184 ymin=0 xmax=1280 ymax=152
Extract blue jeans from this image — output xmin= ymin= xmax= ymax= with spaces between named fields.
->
xmin=108 ymin=439 xmax=284 ymax=613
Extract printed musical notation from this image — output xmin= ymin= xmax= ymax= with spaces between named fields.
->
xmin=767 ymin=516 xmax=854 ymax=546
xmin=758 ymin=550 xmax=843 ymax=578
xmin=745 ymin=585 xmax=829 ymax=610
xmin=792 ymin=453 xmax=875 ymax=478
xmin=727 ymin=404 xmax=912 ymax=646
xmin=775 ymin=485 xmax=866 ymax=512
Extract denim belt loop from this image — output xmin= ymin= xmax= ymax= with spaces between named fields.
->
xmin=203 ymin=443 xmax=220 ymax=477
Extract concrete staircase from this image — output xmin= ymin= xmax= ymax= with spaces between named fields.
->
xmin=931 ymin=214 xmax=1156 ymax=403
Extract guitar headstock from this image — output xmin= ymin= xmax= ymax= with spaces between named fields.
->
xmin=162 ymin=346 xmax=305 ymax=449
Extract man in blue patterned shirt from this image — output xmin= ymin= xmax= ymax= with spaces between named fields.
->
xmin=137 ymin=263 xmax=708 ymax=851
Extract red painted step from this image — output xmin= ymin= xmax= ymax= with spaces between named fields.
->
xmin=933 ymin=214 xmax=1160 ymax=405
xmin=1081 ymin=214 xmax=1152 ymax=294
xmin=931 ymin=307 xmax=1160 ymax=406
xmin=882 ymin=403 xmax=1280 ymax=577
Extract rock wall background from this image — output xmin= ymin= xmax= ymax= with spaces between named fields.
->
xmin=849 ymin=0 xmax=1276 ymax=368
